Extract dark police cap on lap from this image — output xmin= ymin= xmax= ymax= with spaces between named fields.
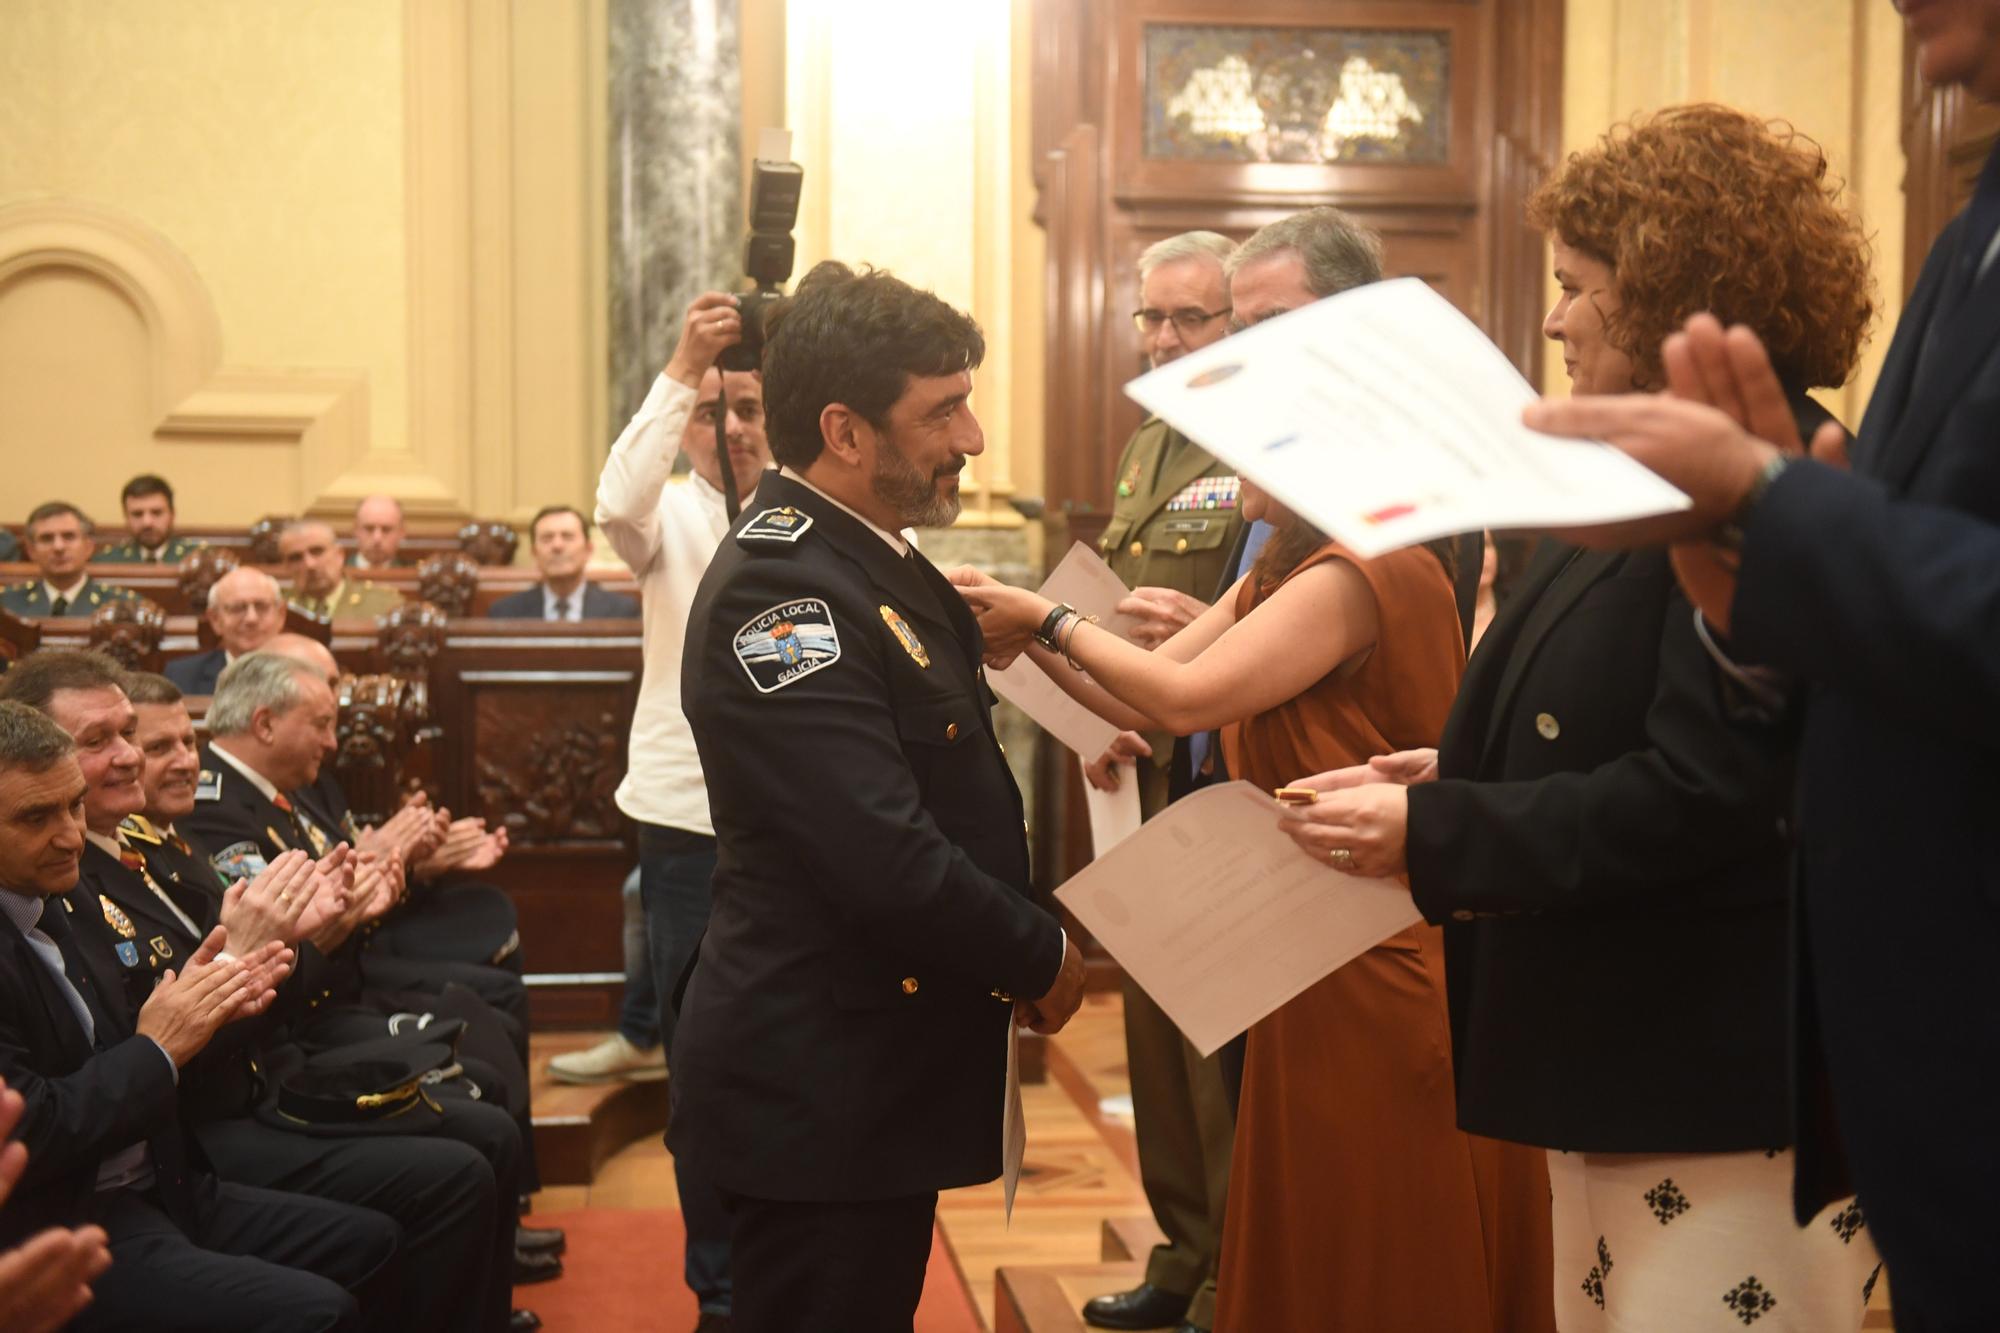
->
xmin=675 ymin=468 xmax=1063 ymax=1200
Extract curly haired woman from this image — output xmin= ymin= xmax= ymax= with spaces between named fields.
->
xmin=1275 ymin=104 xmax=1884 ymax=1331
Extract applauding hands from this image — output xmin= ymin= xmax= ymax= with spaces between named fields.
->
xmin=134 ymin=926 xmax=292 ymax=1068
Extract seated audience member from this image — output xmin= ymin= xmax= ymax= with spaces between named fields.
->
xmin=348 ymin=497 xmax=409 ymax=572
xmin=0 ymin=529 xmax=18 ymax=563
xmin=92 ymin=477 xmax=203 ymax=566
xmin=279 ymin=521 xmax=402 ymax=621
xmin=960 ymin=207 xmax=1556 ymax=1333
xmin=0 ymin=1073 xmax=113 ymax=1333
xmin=177 ymin=650 xmax=557 ymax=1283
xmin=0 ymin=504 xmax=136 ymax=620
xmin=487 ymin=507 xmax=638 ymax=620
xmin=110 ymin=666 xmax=538 ymax=1333
xmin=163 ymin=566 xmax=285 ymax=696
xmin=1280 ymin=105 xmax=1882 ymax=1332
xmin=0 ymin=695 xmax=401 ymax=1331
xmin=547 ymin=865 xmax=665 ymax=1084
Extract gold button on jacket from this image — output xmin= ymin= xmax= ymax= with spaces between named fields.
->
xmin=901 ymin=977 xmax=920 ymax=995
xmin=1535 ymin=712 xmax=1560 ymax=740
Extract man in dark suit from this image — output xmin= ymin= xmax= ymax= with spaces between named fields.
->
xmin=0 ymin=697 xmax=400 ymax=1331
xmin=0 ymin=504 xmax=135 ymax=620
xmin=1523 ymin=11 xmax=2000 ymax=1323
xmin=488 ymin=506 xmax=638 ymax=620
xmin=164 ymin=567 xmax=286 ymax=697
xmin=677 ymin=262 xmax=1086 ymax=1332
xmin=91 ymin=476 xmax=204 ymax=566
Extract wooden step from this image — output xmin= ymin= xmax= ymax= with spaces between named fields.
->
xmin=528 ymin=1032 xmax=669 ymax=1186
xmin=1099 ymin=1215 xmax=1165 ymax=1263
xmin=994 ymin=1262 xmax=1146 ymax=1333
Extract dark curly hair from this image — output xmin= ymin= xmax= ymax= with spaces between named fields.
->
xmin=1526 ymin=103 xmax=1875 ymax=389
xmin=760 ymin=261 xmax=985 ymax=470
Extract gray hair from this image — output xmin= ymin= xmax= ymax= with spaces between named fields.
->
xmin=209 ymin=565 xmax=282 ymax=605
xmin=1137 ymin=231 xmax=1237 ymax=279
xmin=208 ymin=650 xmax=321 ymax=737
xmin=0 ymin=699 xmax=77 ymax=774
xmin=1224 ymin=207 xmax=1383 ymax=299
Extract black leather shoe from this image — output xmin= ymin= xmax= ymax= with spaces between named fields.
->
xmin=1172 ymin=1324 xmax=1210 ymax=1333
xmin=510 ymin=1312 xmax=543 ymax=1332
xmin=694 ymin=1315 xmax=734 ymax=1332
xmin=1082 ymin=1283 xmax=1192 ymax=1330
xmin=516 ymin=1224 xmax=566 ymax=1256
xmin=513 ymin=1248 xmax=564 ymax=1284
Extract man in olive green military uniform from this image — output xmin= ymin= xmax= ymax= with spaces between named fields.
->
xmin=278 ymin=519 xmax=405 ymax=620
xmin=92 ymin=473 xmax=206 ymax=565
xmin=1083 ymin=232 xmax=1244 ymax=1333
xmin=0 ymin=501 xmax=138 ymax=619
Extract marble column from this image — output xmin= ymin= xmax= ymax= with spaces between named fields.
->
xmin=608 ymin=0 xmax=742 ymax=428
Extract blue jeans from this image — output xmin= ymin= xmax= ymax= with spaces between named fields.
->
xmin=637 ymin=822 xmax=731 ymax=1316
xmin=614 ymin=866 xmax=661 ymax=1049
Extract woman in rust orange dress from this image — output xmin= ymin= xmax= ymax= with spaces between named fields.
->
xmin=958 ymin=482 xmax=1555 ymax=1332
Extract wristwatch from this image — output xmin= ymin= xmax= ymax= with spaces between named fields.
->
xmin=1034 ymin=602 xmax=1077 ymax=651
xmin=1711 ymin=452 xmax=1791 ymax=554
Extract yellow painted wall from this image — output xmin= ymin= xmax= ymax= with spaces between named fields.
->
xmin=0 ymin=0 xmax=406 ymax=527
xmin=1552 ymin=0 xmax=1907 ymax=428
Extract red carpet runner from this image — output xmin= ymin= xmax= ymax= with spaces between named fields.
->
xmin=517 ymin=1209 xmax=986 ymax=1330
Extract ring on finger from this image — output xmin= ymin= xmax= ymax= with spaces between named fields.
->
xmin=1327 ymin=848 xmax=1354 ymax=868
xmin=277 ymin=892 xmax=293 ymax=905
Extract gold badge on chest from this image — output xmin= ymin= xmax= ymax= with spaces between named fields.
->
xmin=98 ymin=896 xmax=138 ymax=940
xmin=879 ymin=605 xmax=931 ymax=669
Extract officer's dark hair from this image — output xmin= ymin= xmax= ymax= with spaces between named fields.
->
xmin=528 ymin=504 xmax=591 ymax=542
xmin=0 ymin=649 xmax=127 ymax=715
xmin=121 ymin=672 xmax=184 ymax=707
xmin=0 ymin=700 xmax=77 ymax=775
xmin=24 ymin=501 xmax=91 ymax=537
xmin=121 ymin=474 xmax=175 ymax=509
xmin=760 ymin=261 xmax=986 ymax=470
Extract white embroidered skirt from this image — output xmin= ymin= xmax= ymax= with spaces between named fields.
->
xmin=1548 ymin=1147 xmax=1880 ymax=1332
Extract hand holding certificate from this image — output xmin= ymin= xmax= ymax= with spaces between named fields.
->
xmin=1124 ymin=277 xmax=1691 ymax=559
xmin=1054 ymin=780 xmax=1421 ymax=1055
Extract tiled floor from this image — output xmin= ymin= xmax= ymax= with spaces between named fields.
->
xmin=530 ymin=992 xmax=1147 ymax=1329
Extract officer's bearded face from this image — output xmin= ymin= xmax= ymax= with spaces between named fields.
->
xmin=124 ymin=494 xmax=174 ymax=548
xmin=869 ymin=371 xmax=981 ymax=529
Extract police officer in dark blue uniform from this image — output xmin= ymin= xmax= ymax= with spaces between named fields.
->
xmin=677 ymin=262 xmax=1087 ymax=1333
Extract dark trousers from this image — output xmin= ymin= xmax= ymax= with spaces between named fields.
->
xmin=76 ymin=1180 xmax=400 ymax=1333
xmin=725 ymin=1190 xmax=937 ymax=1333
xmin=615 ymin=865 xmax=661 ymax=1047
xmin=640 ymin=822 xmax=732 ymax=1313
xmin=195 ymin=1101 xmax=514 ymax=1333
xmin=371 ymin=880 xmax=524 ymax=974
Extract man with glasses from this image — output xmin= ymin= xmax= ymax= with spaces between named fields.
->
xmin=165 ymin=566 xmax=286 ymax=696
xmin=1082 ymin=231 xmax=1246 ymax=1333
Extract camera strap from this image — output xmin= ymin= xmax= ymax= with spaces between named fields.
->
xmin=717 ymin=404 xmax=742 ymax=521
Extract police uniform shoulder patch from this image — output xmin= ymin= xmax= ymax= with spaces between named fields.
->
xmin=733 ymin=598 xmax=841 ymax=693
xmin=879 ymin=605 xmax=930 ymax=668
xmin=738 ymin=506 xmax=814 ymax=544
xmin=194 ymin=769 xmax=223 ymax=802
xmin=210 ymin=840 xmax=268 ymax=882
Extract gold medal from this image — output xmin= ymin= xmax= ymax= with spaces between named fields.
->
xmin=99 ymin=895 xmax=138 ymax=940
xmin=879 ymin=605 xmax=931 ymax=669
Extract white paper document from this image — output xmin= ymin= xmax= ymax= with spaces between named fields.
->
xmin=1124 ymin=277 xmax=1691 ymax=559
xmin=1054 ymin=780 xmax=1422 ymax=1055
xmin=1002 ymin=1020 xmax=1024 ymax=1222
xmin=1080 ymin=757 xmax=1143 ymax=856
xmin=984 ymin=541 xmax=1141 ymax=763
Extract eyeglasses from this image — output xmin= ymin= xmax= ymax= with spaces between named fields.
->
xmin=1132 ymin=306 xmax=1232 ymax=336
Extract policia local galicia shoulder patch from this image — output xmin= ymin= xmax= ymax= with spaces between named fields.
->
xmin=734 ymin=598 xmax=842 ymax=693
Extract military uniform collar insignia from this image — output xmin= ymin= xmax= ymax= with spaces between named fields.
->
xmin=120 ymin=816 xmax=164 ymax=846
xmin=880 ymin=605 xmax=930 ymax=668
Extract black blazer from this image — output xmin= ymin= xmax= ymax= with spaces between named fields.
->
xmin=673 ymin=472 xmax=1064 ymax=1202
xmin=486 ymin=582 xmax=639 ymax=619
xmin=1727 ymin=199 xmax=2000 ymax=1241
xmin=1406 ymin=527 xmax=1804 ymax=1152
xmin=0 ymin=890 xmax=197 ymax=1246
xmin=165 ymin=648 xmax=227 ymax=696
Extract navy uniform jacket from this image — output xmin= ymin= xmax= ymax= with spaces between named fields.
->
xmin=166 ymin=648 xmax=228 ymax=696
xmin=673 ymin=471 xmax=1064 ymax=1202
xmin=1724 ymin=187 xmax=2000 ymax=1319
xmin=0 ymin=889 xmax=200 ymax=1247
xmin=0 ymin=576 xmax=135 ymax=618
xmin=93 ymin=534 xmax=205 ymax=564
xmin=487 ymin=582 xmax=639 ymax=619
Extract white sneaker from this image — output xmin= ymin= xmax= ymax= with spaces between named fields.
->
xmin=546 ymin=1033 xmax=667 ymax=1085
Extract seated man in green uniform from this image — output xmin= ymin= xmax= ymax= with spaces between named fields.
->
xmin=92 ymin=474 xmax=205 ymax=565
xmin=0 ymin=502 xmax=137 ymax=619
xmin=278 ymin=519 xmax=404 ymax=621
